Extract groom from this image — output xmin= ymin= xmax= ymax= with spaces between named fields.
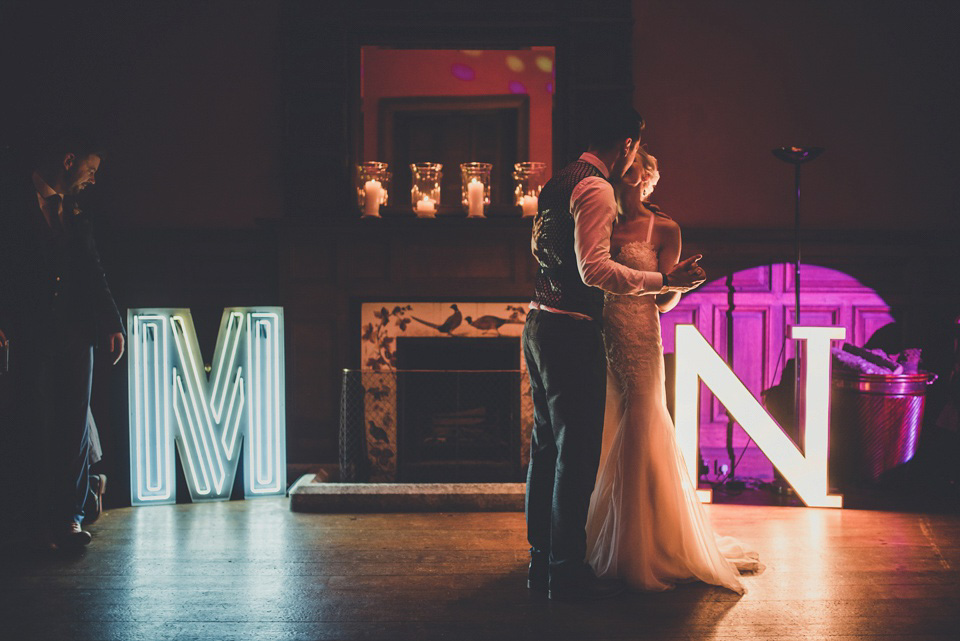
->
xmin=523 ymin=107 xmax=704 ymax=601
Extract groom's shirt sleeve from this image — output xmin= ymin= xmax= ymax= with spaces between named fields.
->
xmin=571 ymin=176 xmax=666 ymax=294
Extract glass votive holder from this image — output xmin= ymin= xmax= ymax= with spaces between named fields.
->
xmin=513 ymin=162 xmax=546 ymax=217
xmin=357 ymin=162 xmax=390 ymax=218
xmin=410 ymin=162 xmax=442 ymax=218
xmin=460 ymin=162 xmax=492 ymax=218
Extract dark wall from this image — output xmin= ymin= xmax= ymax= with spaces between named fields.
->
xmin=1 ymin=0 xmax=283 ymax=229
xmin=1 ymin=1 xmax=284 ymax=504
xmin=632 ymin=0 xmax=960 ymax=230
xmin=5 ymin=1 xmax=956 ymax=231
xmin=2 ymin=1 xmax=958 ymax=484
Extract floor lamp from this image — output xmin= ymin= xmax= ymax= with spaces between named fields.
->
xmin=772 ymin=145 xmax=824 ymax=457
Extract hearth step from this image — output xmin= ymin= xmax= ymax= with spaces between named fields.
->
xmin=288 ymin=476 xmax=525 ymax=512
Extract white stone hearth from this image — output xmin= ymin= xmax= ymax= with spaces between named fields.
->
xmin=289 ymin=476 xmax=526 ymax=512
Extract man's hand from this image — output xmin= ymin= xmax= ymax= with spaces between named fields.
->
xmin=664 ymin=255 xmax=706 ymax=292
xmin=107 ymin=332 xmax=125 ymax=365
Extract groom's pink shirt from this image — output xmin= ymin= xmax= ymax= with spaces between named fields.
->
xmin=530 ymin=152 xmax=666 ymax=320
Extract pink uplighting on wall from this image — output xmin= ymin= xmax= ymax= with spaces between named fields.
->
xmin=660 ymin=262 xmax=893 ymax=483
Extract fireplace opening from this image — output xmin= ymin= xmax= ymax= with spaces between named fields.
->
xmin=397 ymin=337 xmax=522 ymax=482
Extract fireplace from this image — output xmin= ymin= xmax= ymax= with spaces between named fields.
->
xmin=396 ymin=338 xmax=521 ymax=482
xmin=348 ymin=301 xmax=534 ymax=482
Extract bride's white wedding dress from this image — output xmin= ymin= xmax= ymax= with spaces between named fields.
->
xmin=585 ymin=236 xmax=761 ymax=595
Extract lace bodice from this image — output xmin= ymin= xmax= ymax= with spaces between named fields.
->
xmin=603 ymin=241 xmax=663 ymax=391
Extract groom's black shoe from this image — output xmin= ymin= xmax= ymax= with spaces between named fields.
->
xmin=548 ymin=575 xmax=626 ymax=602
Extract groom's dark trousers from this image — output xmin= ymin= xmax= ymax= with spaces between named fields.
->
xmin=523 ymin=308 xmax=607 ymax=581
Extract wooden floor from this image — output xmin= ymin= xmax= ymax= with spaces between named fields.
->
xmin=4 ymin=499 xmax=960 ymax=641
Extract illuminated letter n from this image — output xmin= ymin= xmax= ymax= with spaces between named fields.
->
xmin=674 ymin=324 xmax=844 ymax=508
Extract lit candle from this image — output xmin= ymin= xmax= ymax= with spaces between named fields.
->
xmin=363 ymin=179 xmax=382 ymax=217
xmin=415 ymin=196 xmax=436 ymax=216
xmin=467 ymin=178 xmax=484 ymax=217
xmin=521 ymin=194 xmax=538 ymax=217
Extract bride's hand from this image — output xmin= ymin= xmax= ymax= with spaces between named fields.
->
xmin=665 ymin=255 xmax=706 ymax=292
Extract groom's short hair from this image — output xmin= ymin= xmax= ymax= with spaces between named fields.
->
xmin=587 ymin=107 xmax=645 ymax=150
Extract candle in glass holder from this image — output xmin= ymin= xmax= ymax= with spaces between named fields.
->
xmin=415 ymin=195 xmax=436 ymax=216
xmin=467 ymin=178 xmax=484 ymax=217
xmin=363 ymin=179 xmax=382 ymax=217
xmin=521 ymin=194 xmax=538 ymax=217
xmin=461 ymin=162 xmax=491 ymax=218
xmin=514 ymin=161 xmax=546 ymax=218
xmin=410 ymin=162 xmax=442 ymax=217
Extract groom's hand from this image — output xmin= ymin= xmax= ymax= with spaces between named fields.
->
xmin=664 ymin=255 xmax=706 ymax=292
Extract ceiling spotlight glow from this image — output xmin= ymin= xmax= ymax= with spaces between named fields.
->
xmin=505 ymin=55 xmax=525 ymax=72
xmin=509 ymin=81 xmax=528 ymax=94
xmin=450 ymin=63 xmax=476 ymax=81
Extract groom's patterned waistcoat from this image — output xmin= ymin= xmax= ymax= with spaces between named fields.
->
xmin=531 ymin=159 xmax=605 ymax=320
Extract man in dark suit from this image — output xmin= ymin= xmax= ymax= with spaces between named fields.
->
xmin=0 ymin=131 xmax=124 ymax=550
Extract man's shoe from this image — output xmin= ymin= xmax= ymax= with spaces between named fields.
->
xmin=85 ymin=474 xmax=107 ymax=525
xmin=548 ymin=575 xmax=626 ymax=602
xmin=527 ymin=559 xmax=548 ymax=592
xmin=59 ymin=522 xmax=92 ymax=549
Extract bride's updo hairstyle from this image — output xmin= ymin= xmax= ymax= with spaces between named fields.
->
xmin=617 ymin=147 xmax=660 ymax=217
xmin=635 ymin=147 xmax=660 ymax=202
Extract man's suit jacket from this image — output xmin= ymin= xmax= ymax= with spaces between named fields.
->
xmin=0 ymin=173 xmax=124 ymax=351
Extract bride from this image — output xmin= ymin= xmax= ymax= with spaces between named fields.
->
xmin=585 ymin=148 xmax=761 ymax=594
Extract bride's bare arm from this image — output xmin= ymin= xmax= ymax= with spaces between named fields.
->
xmin=656 ymin=222 xmax=683 ymax=313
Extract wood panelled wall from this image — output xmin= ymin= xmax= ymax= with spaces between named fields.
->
xmin=276 ymin=220 xmax=959 ymax=465
xmin=89 ymin=222 xmax=958 ymax=499
xmin=86 ymin=1 xmax=959 ymax=494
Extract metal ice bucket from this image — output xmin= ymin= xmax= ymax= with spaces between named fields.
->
xmin=831 ymin=371 xmax=936 ymax=483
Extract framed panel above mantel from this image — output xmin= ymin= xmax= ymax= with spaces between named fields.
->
xmin=279 ymin=0 xmax=635 ymax=220
xmin=379 ymin=94 xmax=530 ymax=209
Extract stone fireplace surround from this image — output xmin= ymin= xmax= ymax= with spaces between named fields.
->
xmin=358 ymin=301 xmax=532 ymax=481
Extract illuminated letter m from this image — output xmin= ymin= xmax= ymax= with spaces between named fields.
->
xmin=128 ymin=308 xmax=286 ymax=505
